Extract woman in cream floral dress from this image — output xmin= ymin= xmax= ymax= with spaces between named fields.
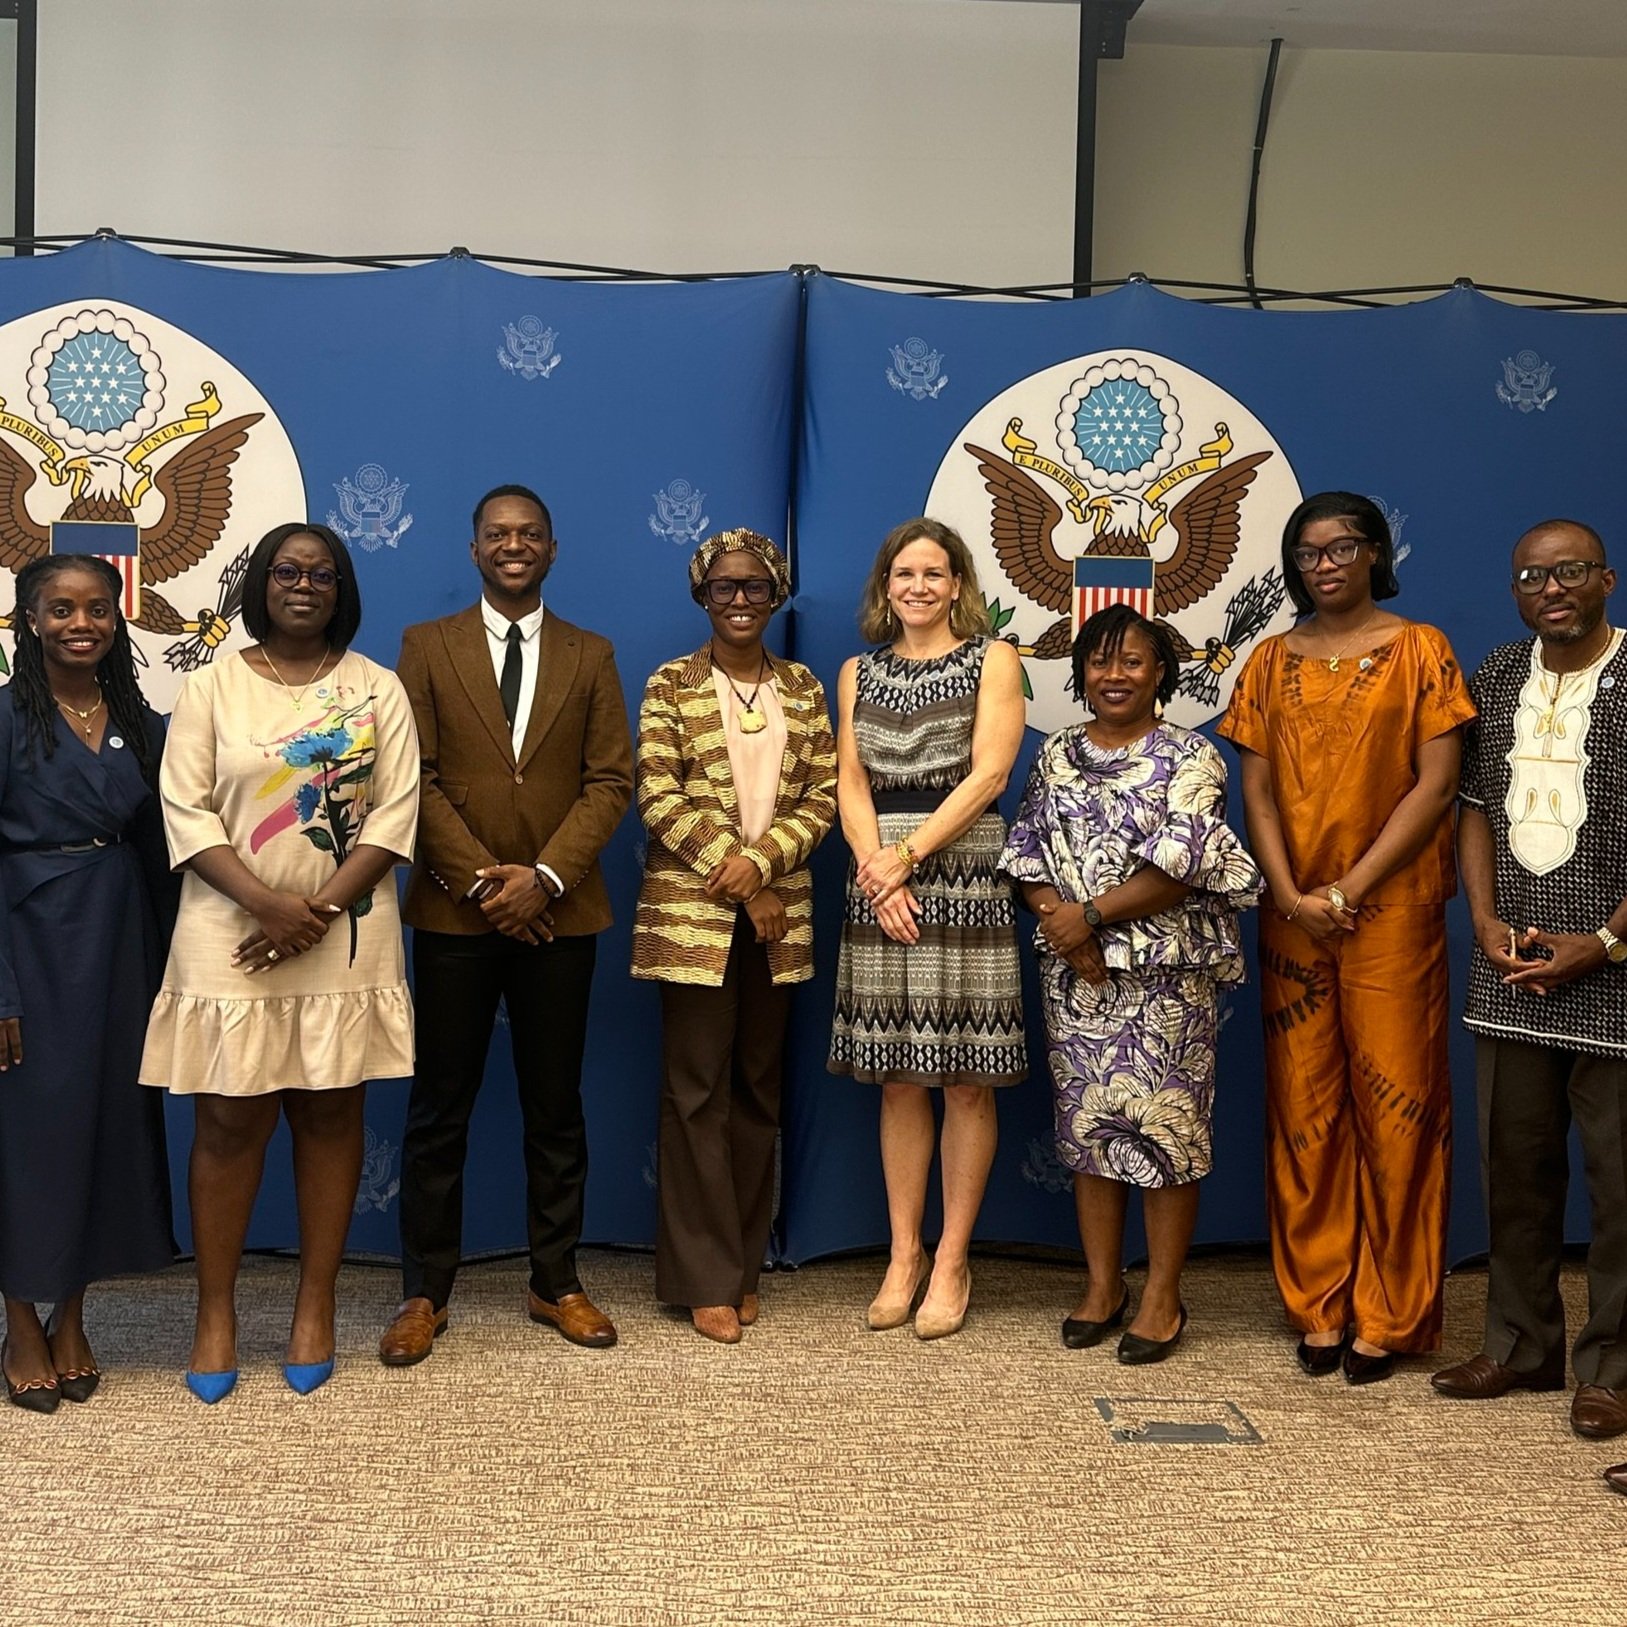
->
xmin=142 ymin=522 xmax=418 ymax=1402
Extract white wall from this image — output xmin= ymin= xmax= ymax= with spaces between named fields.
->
xmin=29 ymin=8 xmax=1627 ymax=301
xmin=34 ymin=0 xmax=1078 ymax=287
xmin=1095 ymin=44 xmax=1627 ymax=301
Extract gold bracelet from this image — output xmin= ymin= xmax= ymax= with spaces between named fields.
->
xmin=1285 ymin=890 xmax=1304 ymax=922
xmin=896 ymin=837 xmax=920 ymax=873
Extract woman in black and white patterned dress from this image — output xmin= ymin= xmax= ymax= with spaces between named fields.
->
xmin=828 ymin=518 xmax=1027 ymax=1340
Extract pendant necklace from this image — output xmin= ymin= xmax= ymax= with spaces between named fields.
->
xmin=1535 ymin=664 xmax=1571 ymax=753
xmin=261 ymin=643 xmax=334 ymax=710
xmin=717 ymin=652 xmax=769 ymax=734
xmin=1319 ymin=610 xmax=1378 ymax=674
xmin=54 ymin=684 xmax=105 ymax=743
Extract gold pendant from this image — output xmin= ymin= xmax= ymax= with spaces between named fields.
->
xmin=1327 ymin=657 xmax=1340 ymax=673
xmin=737 ymin=707 xmax=765 ymax=734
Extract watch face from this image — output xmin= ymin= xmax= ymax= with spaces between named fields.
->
xmin=1610 ymin=940 xmax=1627 ymax=964
xmin=1083 ymin=903 xmax=1103 ymax=927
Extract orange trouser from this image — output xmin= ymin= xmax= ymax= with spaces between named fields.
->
xmin=1258 ymin=903 xmax=1452 ymax=1351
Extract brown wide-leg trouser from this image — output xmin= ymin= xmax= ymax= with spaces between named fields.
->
xmin=655 ymin=911 xmax=789 ymax=1310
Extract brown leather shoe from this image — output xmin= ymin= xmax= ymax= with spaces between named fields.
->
xmin=1572 ymin=1384 xmax=1627 ymax=1440
xmin=527 ymin=1289 xmax=617 ymax=1349
xmin=378 ymin=1298 xmax=447 ymax=1367
xmin=1430 ymin=1351 xmax=1565 ymax=1399
xmin=737 ymin=1292 xmax=760 ymax=1327
xmin=692 ymin=1306 xmax=742 ymax=1344
xmin=1604 ymin=1462 xmax=1627 ymax=1495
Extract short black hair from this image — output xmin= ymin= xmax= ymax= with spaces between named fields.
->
xmin=472 ymin=484 xmax=552 ymax=538
xmin=1281 ymin=491 xmax=1400 ymax=615
xmin=241 ymin=521 xmax=363 ymax=648
xmin=1518 ymin=518 xmax=1607 ymax=561
xmin=1071 ymin=604 xmax=1181 ymax=707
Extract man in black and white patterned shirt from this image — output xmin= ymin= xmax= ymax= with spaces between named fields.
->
xmin=1430 ymin=520 xmax=1627 ymax=1487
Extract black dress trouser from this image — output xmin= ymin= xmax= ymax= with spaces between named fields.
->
xmin=400 ymin=927 xmax=597 ymax=1308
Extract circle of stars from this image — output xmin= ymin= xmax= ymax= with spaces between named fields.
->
xmin=1072 ymin=380 xmax=1165 ymax=474
xmin=46 ymin=334 xmax=145 ymax=434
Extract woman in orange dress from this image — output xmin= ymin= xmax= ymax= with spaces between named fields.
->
xmin=1218 ymin=492 xmax=1475 ymax=1384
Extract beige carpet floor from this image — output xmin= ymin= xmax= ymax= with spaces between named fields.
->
xmin=1 ymin=1251 xmax=1622 ymax=1626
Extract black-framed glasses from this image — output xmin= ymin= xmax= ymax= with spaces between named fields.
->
xmin=270 ymin=563 xmax=340 ymax=590
xmin=1289 ymin=538 xmax=1366 ymax=572
xmin=1513 ymin=560 xmax=1607 ymax=595
xmin=702 ymin=577 xmax=774 ymax=607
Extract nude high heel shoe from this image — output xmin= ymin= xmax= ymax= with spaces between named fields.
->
xmin=914 ymin=1266 xmax=971 ymax=1341
xmin=866 ymin=1254 xmax=931 ymax=1330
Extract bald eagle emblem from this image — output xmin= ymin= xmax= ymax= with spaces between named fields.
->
xmin=926 ymin=353 xmax=1299 ymax=731
xmin=0 ymin=309 xmax=264 ymax=674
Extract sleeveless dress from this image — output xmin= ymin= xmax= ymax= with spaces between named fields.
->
xmin=827 ymin=637 xmax=1026 ymax=1088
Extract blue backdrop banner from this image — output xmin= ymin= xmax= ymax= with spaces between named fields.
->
xmin=0 ymin=240 xmax=801 ymax=1260
xmin=3 ymin=246 xmax=1622 ymax=1271
xmin=782 ymin=271 xmax=1627 ymax=1266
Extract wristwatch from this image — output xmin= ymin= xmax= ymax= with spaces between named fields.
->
xmin=1082 ymin=898 xmax=1104 ymax=928
xmin=1597 ymin=926 xmax=1627 ymax=965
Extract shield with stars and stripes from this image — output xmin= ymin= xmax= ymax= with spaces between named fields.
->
xmin=51 ymin=520 xmax=143 ymax=619
xmin=1073 ymin=553 xmax=1154 ymax=637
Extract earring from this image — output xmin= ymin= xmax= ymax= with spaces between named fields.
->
xmin=1154 ymin=699 xmax=1166 ymax=720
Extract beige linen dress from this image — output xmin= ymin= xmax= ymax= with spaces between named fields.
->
xmin=140 ymin=650 xmax=419 ymax=1096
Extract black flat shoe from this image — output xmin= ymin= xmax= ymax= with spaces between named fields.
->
xmin=1343 ymin=1346 xmax=1396 ymax=1385
xmin=1117 ymin=1304 xmax=1187 ymax=1365
xmin=1297 ymin=1335 xmax=1346 ymax=1376
xmin=1061 ymin=1290 xmax=1129 ymax=1350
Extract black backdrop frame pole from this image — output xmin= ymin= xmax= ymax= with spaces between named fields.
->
xmin=2 ymin=0 xmax=35 ymax=256
xmin=1073 ymin=0 xmax=1142 ymax=297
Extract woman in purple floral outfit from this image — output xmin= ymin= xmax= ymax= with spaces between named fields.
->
xmin=1001 ymin=607 xmax=1260 ymax=1364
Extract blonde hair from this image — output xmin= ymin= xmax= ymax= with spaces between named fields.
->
xmin=856 ymin=517 xmax=993 ymax=645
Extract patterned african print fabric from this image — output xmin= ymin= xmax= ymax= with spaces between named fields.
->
xmin=1461 ymin=629 xmax=1627 ymax=1057
xmin=827 ymin=638 xmax=1026 ymax=1088
xmin=999 ymin=723 xmax=1261 ymax=1187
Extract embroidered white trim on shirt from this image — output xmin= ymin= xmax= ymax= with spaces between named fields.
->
xmin=1504 ymin=627 xmax=1623 ymax=876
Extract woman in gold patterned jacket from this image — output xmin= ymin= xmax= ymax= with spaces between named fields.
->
xmin=631 ymin=529 xmax=837 ymax=1343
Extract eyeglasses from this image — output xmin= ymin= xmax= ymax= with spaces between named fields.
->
xmin=702 ymin=578 xmax=775 ymax=607
xmin=1289 ymin=538 xmax=1367 ymax=572
xmin=270 ymin=563 xmax=340 ymax=590
xmin=1513 ymin=560 xmax=1607 ymax=595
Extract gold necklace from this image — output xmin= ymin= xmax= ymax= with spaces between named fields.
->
xmin=260 ymin=644 xmax=334 ymax=709
xmin=1318 ymin=610 xmax=1378 ymax=674
xmin=54 ymin=687 xmax=105 ymax=742
xmin=1535 ymin=664 xmax=1572 ymax=752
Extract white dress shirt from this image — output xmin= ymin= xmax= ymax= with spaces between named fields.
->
xmin=477 ymin=595 xmax=563 ymax=897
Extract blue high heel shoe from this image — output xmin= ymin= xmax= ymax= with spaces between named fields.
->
xmin=184 ymin=1368 xmax=238 ymax=1405
xmin=283 ymin=1355 xmax=335 ymax=1396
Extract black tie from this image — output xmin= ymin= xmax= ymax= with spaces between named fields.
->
xmin=500 ymin=623 xmax=523 ymax=729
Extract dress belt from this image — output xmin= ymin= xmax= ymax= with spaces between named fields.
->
xmin=871 ymin=788 xmax=953 ymax=814
xmin=0 ymin=835 xmax=124 ymax=855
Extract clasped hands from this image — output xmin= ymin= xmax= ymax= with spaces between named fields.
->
xmin=1476 ymin=916 xmax=1605 ymax=996
xmin=233 ymin=890 xmax=345 ymax=974
xmin=855 ymin=846 xmax=921 ymax=945
xmin=1286 ymin=881 xmax=1361 ymax=943
xmin=473 ymin=864 xmax=556 ymax=945
xmin=705 ymin=852 xmax=787 ymax=944
xmin=1035 ymin=898 xmax=1107 ymax=985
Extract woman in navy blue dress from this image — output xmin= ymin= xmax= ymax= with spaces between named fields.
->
xmin=0 ymin=555 xmax=175 ymax=1413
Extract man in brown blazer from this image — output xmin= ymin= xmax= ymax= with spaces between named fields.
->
xmin=379 ymin=483 xmax=633 ymax=1363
